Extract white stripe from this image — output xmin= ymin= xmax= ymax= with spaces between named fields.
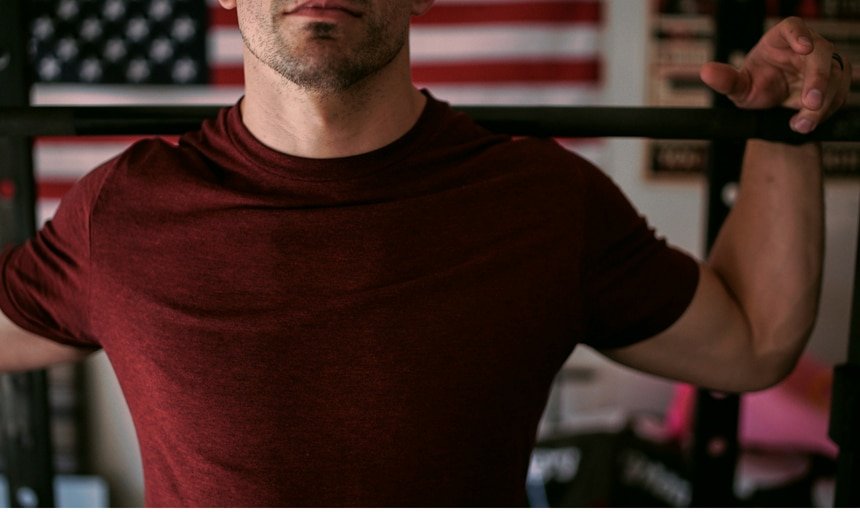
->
xmin=33 ymin=84 xmax=244 ymax=105
xmin=420 ymin=84 xmax=602 ymax=105
xmin=37 ymin=200 xmax=62 ymax=228
xmin=35 ymin=142 xmax=134 ymax=179
xmin=210 ymin=27 xmax=243 ymax=65
xmin=410 ymin=25 xmax=599 ymax=63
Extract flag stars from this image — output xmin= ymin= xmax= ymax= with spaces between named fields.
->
xmin=79 ymin=58 xmax=104 ymax=82
xmin=56 ymin=38 xmax=79 ymax=62
xmin=149 ymin=0 xmax=173 ymax=22
xmin=103 ymin=0 xmax=126 ymax=22
xmin=126 ymin=17 xmax=151 ymax=42
xmin=103 ymin=38 xmax=128 ymax=63
xmin=171 ymin=17 xmax=197 ymax=42
xmin=32 ymin=17 xmax=55 ymax=42
xmin=172 ymin=58 xmax=198 ymax=83
xmin=37 ymin=57 xmax=62 ymax=81
xmin=126 ymin=58 xmax=151 ymax=82
xmin=56 ymin=0 xmax=80 ymax=21
xmin=29 ymin=0 xmax=206 ymax=84
xmin=149 ymin=38 xmax=175 ymax=64
xmin=80 ymin=18 xmax=104 ymax=42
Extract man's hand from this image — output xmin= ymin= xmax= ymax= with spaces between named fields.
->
xmin=700 ymin=16 xmax=852 ymax=134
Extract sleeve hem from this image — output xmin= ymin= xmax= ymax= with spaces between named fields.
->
xmin=585 ymin=253 xmax=701 ymax=351
xmin=0 ymin=247 xmax=101 ymax=350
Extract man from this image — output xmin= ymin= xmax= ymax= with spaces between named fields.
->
xmin=0 ymin=0 xmax=852 ymax=506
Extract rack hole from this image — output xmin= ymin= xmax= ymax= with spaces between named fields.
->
xmin=0 ymin=48 xmax=10 ymax=72
xmin=0 ymin=180 xmax=15 ymax=199
xmin=16 ymin=486 xmax=39 ymax=507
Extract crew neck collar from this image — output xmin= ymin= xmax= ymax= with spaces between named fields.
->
xmin=222 ymin=90 xmax=447 ymax=183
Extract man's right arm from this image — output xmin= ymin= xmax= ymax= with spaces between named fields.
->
xmin=0 ymin=308 xmax=95 ymax=373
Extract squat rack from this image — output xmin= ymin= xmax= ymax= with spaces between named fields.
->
xmin=0 ymin=0 xmax=858 ymax=507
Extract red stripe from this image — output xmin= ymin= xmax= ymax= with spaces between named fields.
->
xmin=209 ymin=1 xmax=602 ymax=27
xmin=211 ymin=6 xmax=237 ymax=26
xmin=413 ymin=2 xmax=602 ymax=25
xmin=212 ymin=60 xmax=600 ymax=86
xmin=34 ymin=135 xmax=180 ymax=146
xmin=211 ymin=66 xmax=245 ymax=86
xmin=37 ymin=180 xmax=75 ymax=200
xmin=412 ymin=60 xmax=601 ymax=84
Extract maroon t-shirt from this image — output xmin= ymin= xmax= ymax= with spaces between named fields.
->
xmin=0 ymin=94 xmax=698 ymax=506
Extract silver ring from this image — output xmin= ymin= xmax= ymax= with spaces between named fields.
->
xmin=833 ymin=52 xmax=845 ymax=71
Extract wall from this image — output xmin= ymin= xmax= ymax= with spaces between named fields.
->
xmin=83 ymin=1 xmax=859 ymax=506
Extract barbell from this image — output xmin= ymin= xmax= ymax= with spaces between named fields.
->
xmin=0 ymin=105 xmax=858 ymax=141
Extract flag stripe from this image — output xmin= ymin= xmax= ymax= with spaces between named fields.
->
xmin=415 ymin=1 xmax=601 ymax=24
xmin=33 ymin=84 xmax=244 ymax=106
xmin=413 ymin=60 xmax=600 ymax=84
xmin=411 ymin=25 xmax=599 ymax=63
xmin=38 ymin=181 xmax=76 ymax=200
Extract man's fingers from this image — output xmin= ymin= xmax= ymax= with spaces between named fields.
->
xmin=791 ymin=51 xmax=848 ymax=133
xmin=800 ymin=37 xmax=834 ymax=111
xmin=700 ymin=17 xmax=851 ymax=134
xmin=700 ymin=62 xmax=750 ymax=104
xmin=772 ymin=16 xmax=816 ymax=54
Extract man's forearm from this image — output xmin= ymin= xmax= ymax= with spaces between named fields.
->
xmin=708 ymin=139 xmax=824 ymax=378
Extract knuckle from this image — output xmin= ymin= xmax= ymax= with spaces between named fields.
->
xmin=779 ymin=16 xmax=805 ymax=34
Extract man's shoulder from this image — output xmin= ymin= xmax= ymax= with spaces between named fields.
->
xmin=457 ymin=132 xmax=603 ymax=187
xmin=97 ymin=135 xmax=212 ymax=190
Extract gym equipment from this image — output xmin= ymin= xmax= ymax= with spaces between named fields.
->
xmin=0 ymin=105 xmax=857 ymax=141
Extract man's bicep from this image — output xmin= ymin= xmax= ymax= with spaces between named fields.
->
xmin=599 ymin=263 xmax=763 ymax=393
xmin=0 ymin=307 xmax=96 ymax=373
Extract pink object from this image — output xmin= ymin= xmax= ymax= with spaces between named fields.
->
xmin=740 ymin=357 xmax=837 ymax=457
xmin=665 ymin=356 xmax=837 ymax=457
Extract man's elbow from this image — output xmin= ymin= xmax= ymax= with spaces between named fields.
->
xmin=739 ymin=324 xmax=815 ymax=392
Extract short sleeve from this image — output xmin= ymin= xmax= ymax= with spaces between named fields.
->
xmin=0 ymin=162 xmax=113 ymax=349
xmin=581 ymin=168 xmax=700 ymax=350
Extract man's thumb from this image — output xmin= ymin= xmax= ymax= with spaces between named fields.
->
xmin=700 ymin=62 xmax=749 ymax=103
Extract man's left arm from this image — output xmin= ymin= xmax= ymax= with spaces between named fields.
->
xmin=602 ymin=17 xmax=851 ymax=393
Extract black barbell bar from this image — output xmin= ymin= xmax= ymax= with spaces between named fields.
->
xmin=0 ymin=105 xmax=858 ymax=141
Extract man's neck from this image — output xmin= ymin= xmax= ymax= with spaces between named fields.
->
xmin=239 ymin=47 xmax=427 ymax=159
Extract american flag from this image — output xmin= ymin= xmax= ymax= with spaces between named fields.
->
xmin=32 ymin=0 xmax=606 ymax=224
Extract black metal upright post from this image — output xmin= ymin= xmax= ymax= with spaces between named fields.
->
xmin=0 ymin=0 xmax=56 ymax=507
xmin=829 ymin=211 xmax=860 ymax=506
xmin=690 ymin=0 xmax=765 ymax=506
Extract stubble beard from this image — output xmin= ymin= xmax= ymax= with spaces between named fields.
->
xmin=242 ymin=8 xmax=409 ymax=94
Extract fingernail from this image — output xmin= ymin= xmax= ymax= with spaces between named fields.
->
xmin=793 ymin=118 xmax=814 ymax=133
xmin=806 ymin=89 xmax=823 ymax=109
xmin=799 ymin=36 xmax=813 ymax=47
